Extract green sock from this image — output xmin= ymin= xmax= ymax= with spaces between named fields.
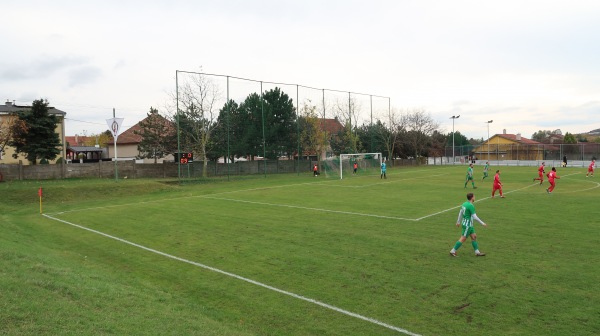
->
xmin=472 ymin=241 xmax=479 ymax=251
xmin=453 ymin=241 xmax=463 ymax=250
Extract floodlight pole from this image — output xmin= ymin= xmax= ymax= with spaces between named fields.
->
xmin=450 ymin=115 xmax=460 ymax=164
xmin=486 ymin=120 xmax=493 ymax=161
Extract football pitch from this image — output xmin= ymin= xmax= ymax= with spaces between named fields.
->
xmin=1 ymin=165 xmax=598 ymax=335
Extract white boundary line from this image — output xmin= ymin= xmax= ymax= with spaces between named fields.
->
xmin=42 ymin=213 xmax=421 ymax=336
xmin=415 ymin=183 xmax=539 ymax=221
xmin=203 ymin=196 xmax=417 ymax=221
xmin=48 ymin=170 xmax=597 ymax=221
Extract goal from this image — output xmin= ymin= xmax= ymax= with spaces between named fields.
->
xmin=339 ymin=153 xmax=383 ymax=179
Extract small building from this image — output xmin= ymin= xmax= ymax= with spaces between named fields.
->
xmin=473 ymin=132 xmax=547 ymax=161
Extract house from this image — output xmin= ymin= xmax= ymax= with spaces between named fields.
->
xmin=105 ymin=114 xmax=175 ymax=163
xmin=473 ymin=131 xmax=548 ymax=161
xmin=0 ymin=100 xmax=66 ymax=164
xmin=298 ymin=118 xmax=344 ymax=161
xmin=64 ymin=135 xmax=106 ymax=161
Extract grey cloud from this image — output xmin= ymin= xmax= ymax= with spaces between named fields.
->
xmin=67 ymin=66 xmax=103 ymax=87
xmin=0 ymin=55 xmax=88 ymax=80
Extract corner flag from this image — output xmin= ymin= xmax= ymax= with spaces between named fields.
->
xmin=38 ymin=186 xmax=43 ymax=214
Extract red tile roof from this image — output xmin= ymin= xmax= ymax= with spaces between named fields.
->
xmin=496 ymin=134 xmax=541 ymax=145
xmin=65 ymin=135 xmax=94 ymax=146
xmin=106 ymin=114 xmax=172 ymax=145
xmin=321 ymin=118 xmax=344 ymax=134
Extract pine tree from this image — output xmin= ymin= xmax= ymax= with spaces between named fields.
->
xmin=9 ymin=99 xmax=61 ymax=164
xmin=134 ymin=107 xmax=177 ymax=163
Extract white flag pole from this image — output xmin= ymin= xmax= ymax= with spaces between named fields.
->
xmin=107 ymin=111 xmax=124 ymax=182
xmin=113 ymin=108 xmax=118 ymax=181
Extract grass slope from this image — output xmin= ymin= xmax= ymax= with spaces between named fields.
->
xmin=1 ymin=166 xmax=598 ymax=335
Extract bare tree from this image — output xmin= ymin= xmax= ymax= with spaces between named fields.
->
xmin=375 ymin=107 xmax=407 ymax=164
xmin=168 ymin=72 xmax=221 ymax=177
xmin=332 ymin=95 xmax=362 ymax=133
xmin=403 ymin=108 xmax=440 ymax=163
xmin=1 ymin=113 xmax=25 ymax=157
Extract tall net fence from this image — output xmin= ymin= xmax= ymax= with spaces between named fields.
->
xmin=174 ymin=71 xmax=390 ymax=179
xmin=443 ymin=143 xmax=599 ymax=166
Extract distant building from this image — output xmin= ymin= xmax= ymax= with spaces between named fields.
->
xmin=105 ymin=114 xmax=175 ymax=163
xmin=297 ymin=118 xmax=344 ymax=161
xmin=0 ymin=100 xmax=66 ymax=164
xmin=589 ymin=128 xmax=600 ymax=136
xmin=473 ymin=131 xmax=550 ymax=161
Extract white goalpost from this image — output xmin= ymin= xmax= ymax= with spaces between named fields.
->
xmin=339 ymin=153 xmax=383 ymax=180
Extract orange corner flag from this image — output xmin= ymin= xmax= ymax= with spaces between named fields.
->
xmin=38 ymin=187 xmax=43 ymax=214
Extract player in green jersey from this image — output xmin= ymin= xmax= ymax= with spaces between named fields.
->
xmin=449 ymin=193 xmax=487 ymax=257
xmin=464 ymin=163 xmax=477 ymax=189
xmin=482 ymin=161 xmax=490 ymax=181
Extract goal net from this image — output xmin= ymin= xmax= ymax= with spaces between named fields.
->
xmin=338 ymin=153 xmax=383 ymax=179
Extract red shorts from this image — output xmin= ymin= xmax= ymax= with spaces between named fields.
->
xmin=589 ymin=167 xmax=594 ymax=173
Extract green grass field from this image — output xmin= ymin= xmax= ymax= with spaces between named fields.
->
xmin=1 ymin=165 xmax=598 ymax=335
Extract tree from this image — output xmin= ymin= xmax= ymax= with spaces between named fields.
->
xmin=332 ymin=96 xmax=362 ymax=133
xmin=1 ymin=113 xmax=26 ymax=157
xmin=79 ymin=130 xmax=112 ymax=148
xmin=531 ymin=130 xmax=553 ymax=142
xmin=428 ymin=130 xmax=448 ymax=160
xmin=261 ymin=88 xmax=297 ymax=159
xmin=446 ymin=131 xmax=470 ymax=146
xmin=9 ymin=99 xmax=61 ymax=164
xmin=299 ymin=101 xmax=327 ymax=164
xmin=210 ymin=100 xmax=241 ymax=163
xmin=402 ymin=109 xmax=440 ymax=162
xmin=563 ymin=132 xmax=577 ymax=144
xmin=330 ymin=121 xmax=361 ymax=155
xmin=134 ymin=107 xmax=177 ymax=163
xmin=232 ymin=88 xmax=297 ymax=160
xmin=356 ymin=121 xmax=388 ymax=155
xmin=173 ymin=73 xmax=221 ymax=177
xmin=371 ymin=108 xmax=407 ymax=163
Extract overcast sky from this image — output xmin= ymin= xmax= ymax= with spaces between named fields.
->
xmin=2 ymin=0 xmax=599 ymax=141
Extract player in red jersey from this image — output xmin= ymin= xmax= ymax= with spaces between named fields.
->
xmin=546 ymin=167 xmax=560 ymax=194
xmin=533 ymin=162 xmax=545 ymax=184
xmin=586 ymin=159 xmax=595 ymax=177
xmin=491 ymin=170 xmax=504 ymax=198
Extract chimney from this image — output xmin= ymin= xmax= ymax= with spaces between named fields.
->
xmin=503 ymin=129 xmax=506 ymax=134
xmin=516 ymin=133 xmax=521 ymax=141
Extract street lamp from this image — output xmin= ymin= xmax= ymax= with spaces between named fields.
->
xmin=486 ymin=120 xmax=493 ymax=160
xmin=450 ymin=115 xmax=460 ymax=164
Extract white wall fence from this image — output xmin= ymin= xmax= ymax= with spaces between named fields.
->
xmin=428 ymin=157 xmax=592 ymax=168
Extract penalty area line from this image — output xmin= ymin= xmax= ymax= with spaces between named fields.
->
xmin=203 ymin=196 xmax=417 ymax=221
xmin=42 ymin=214 xmax=421 ymax=336
xmin=414 ymin=183 xmax=540 ymax=221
